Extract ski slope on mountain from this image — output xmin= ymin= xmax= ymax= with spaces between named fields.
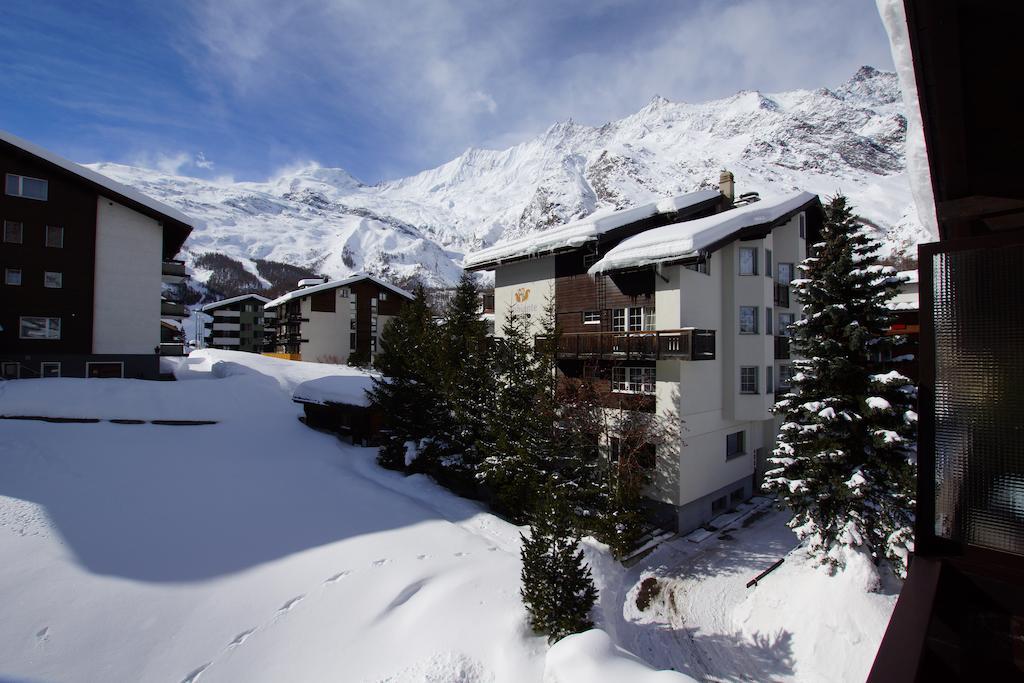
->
xmin=88 ymin=67 xmax=925 ymax=292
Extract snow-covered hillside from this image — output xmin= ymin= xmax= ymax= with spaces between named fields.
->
xmin=90 ymin=66 xmax=927 ymax=291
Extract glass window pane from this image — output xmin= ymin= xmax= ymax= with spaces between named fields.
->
xmin=4 ymin=221 xmax=22 ymax=243
xmin=740 ymin=247 xmax=757 ymax=275
xmin=612 ymin=308 xmax=625 ymax=331
xmin=23 ymin=177 xmax=48 ymax=200
xmin=4 ymin=174 xmax=18 ymax=195
xmin=45 ymin=225 xmax=63 ymax=247
xmin=44 ymin=271 xmax=62 ymax=288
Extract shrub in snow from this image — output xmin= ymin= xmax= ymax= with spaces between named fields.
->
xmin=520 ymin=487 xmax=598 ymax=644
xmin=634 ymin=577 xmax=661 ymax=612
xmin=766 ymin=195 xmax=916 ymax=577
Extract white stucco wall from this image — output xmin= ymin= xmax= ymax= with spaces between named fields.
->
xmin=492 ymin=256 xmax=555 ymax=337
xmin=92 ymin=198 xmax=163 ymax=354
xmin=299 ymin=292 xmax=352 ymax=362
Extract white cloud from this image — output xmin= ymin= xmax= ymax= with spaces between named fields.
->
xmin=178 ymin=0 xmax=894 ymax=177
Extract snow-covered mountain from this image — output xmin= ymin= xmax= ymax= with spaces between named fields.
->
xmin=90 ymin=66 xmax=927 ymax=293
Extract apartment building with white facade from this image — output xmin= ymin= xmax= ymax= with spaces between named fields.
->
xmin=262 ymin=274 xmax=413 ymax=363
xmin=0 ymin=130 xmax=192 ymax=379
xmin=465 ymin=175 xmax=820 ymax=533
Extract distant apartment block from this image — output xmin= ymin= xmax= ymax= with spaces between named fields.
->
xmin=201 ymin=294 xmax=271 ymax=353
xmin=465 ymin=173 xmax=820 ymax=533
xmin=0 ymin=130 xmax=193 ymax=379
xmin=263 ymin=274 xmax=413 ymax=363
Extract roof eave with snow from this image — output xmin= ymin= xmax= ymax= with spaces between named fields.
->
xmin=264 ymin=273 xmax=414 ymax=309
xmin=463 ymin=188 xmax=723 ymax=271
xmin=0 ymin=129 xmax=195 ymax=255
xmin=588 ymin=191 xmax=820 ymax=275
xmin=200 ymin=293 xmax=272 ymax=312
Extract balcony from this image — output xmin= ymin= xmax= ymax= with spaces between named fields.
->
xmin=213 ymin=309 xmax=241 ymax=318
xmin=160 ymin=300 xmax=187 ymax=319
xmin=774 ymin=335 xmax=791 ymax=360
xmin=774 ymin=282 xmax=791 ymax=308
xmin=161 ymin=259 xmax=188 ymax=284
xmin=265 ymin=314 xmax=308 ymax=328
xmin=212 ymin=322 xmax=240 ymax=332
xmin=536 ymin=328 xmax=716 ymax=361
xmin=211 ymin=337 xmax=241 ymax=346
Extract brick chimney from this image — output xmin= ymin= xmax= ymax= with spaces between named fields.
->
xmin=719 ymin=170 xmax=735 ymax=205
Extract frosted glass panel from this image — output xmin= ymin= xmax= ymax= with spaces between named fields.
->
xmin=932 ymin=245 xmax=1024 ymax=555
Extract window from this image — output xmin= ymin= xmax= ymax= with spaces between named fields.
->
xmin=583 ymin=251 xmax=599 ymax=269
xmin=765 ymin=248 xmax=773 ymax=278
xmin=611 ymin=366 xmax=656 ymax=394
xmin=40 ymin=362 xmax=61 ymax=378
xmin=2 ymin=362 xmax=19 ymax=379
xmin=730 ymin=487 xmax=746 ymax=505
xmin=5 ymin=268 xmax=21 ymax=286
xmin=799 ymin=212 xmax=806 ymax=238
xmin=45 ymin=225 xmax=63 ymax=248
xmin=340 ymin=288 xmax=349 ymax=298
xmin=5 ymin=174 xmax=48 ymax=200
xmin=349 ymin=332 xmax=356 ymax=349
xmin=739 ymin=306 xmax=759 ymax=334
xmin=739 ymin=246 xmax=758 ymax=275
xmin=350 ymin=317 xmax=356 ymax=330
xmin=778 ymin=365 xmax=795 ymax=390
xmin=3 ymin=220 xmax=23 ymax=243
xmin=779 ymin=312 xmax=796 ymax=337
xmin=766 ymin=366 xmax=774 ymax=394
xmin=44 ymin=271 xmax=62 ymax=288
xmin=712 ymin=495 xmax=729 ymax=514
xmin=612 ymin=308 xmax=626 ymax=331
xmin=371 ymin=336 xmax=377 ymax=352
xmin=644 ymin=308 xmax=656 ymax=330
xmin=87 ymin=362 xmax=123 ymax=379
xmin=778 ymin=263 xmax=794 ymax=285
xmin=19 ymin=316 xmax=61 ymax=340
xmin=685 ymin=258 xmax=710 ymax=275
xmin=740 ymin=366 xmax=759 ymax=394
xmin=726 ymin=431 xmax=745 ymax=459
xmin=629 ymin=307 xmax=642 ymax=331
xmin=766 ymin=307 xmax=773 ymax=335
xmin=582 ymin=310 xmax=600 ymax=325
xmin=379 ymin=291 xmax=388 ymax=301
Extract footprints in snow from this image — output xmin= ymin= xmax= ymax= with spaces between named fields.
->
xmin=276 ymin=595 xmax=305 ymax=615
xmin=180 ymin=548 xmax=484 ymax=682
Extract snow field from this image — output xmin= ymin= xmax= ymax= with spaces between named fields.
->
xmin=0 ymin=350 xmax=687 ymax=682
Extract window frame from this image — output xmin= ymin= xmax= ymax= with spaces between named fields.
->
xmin=611 ymin=366 xmax=656 ymax=395
xmin=2 ymin=362 xmax=20 ymax=379
xmin=799 ymin=212 xmax=806 ymax=239
xmin=45 ymin=225 xmax=64 ymax=248
xmin=611 ymin=308 xmax=626 ymax=332
xmin=19 ymin=316 xmax=61 ymax=340
xmin=766 ymin=366 xmax=774 ymax=394
xmin=43 ymin=271 xmax=62 ymax=289
xmin=765 ymin=248 xmax=773 ymax=278
xmin=5 ymin=268 xmax=22 ymax=286
xmin=3 ymin=220 xmax=23 ymax=244
xmin=726 ymin=430 xmax=746 ymax=459
xmin=739 ymin=246 xmax=758 ymax=276
xmin=5 ymin=173 xmax=48 ymax=201
xmin=739 ymin=305 xmax=759 ymax=334
xmin=40 ymin=361 xmax=61 ymax=378
xmin=778 ymin=262 xmax=795 ymax=285
xmin=778 ymin=364 xmax=795 ymax=390
xmin=778 ymin=312 xmax=796 ymax=337
xmin=740 ymin=366 xmax=759 ymax=394
xmin=582 ymin=310 xmax=601 ymax=325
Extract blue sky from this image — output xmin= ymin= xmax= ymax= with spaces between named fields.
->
xmin=1 ymin=1 xmax=894 ymax=183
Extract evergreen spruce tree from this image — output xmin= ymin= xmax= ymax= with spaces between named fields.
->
xmin=368 ymin=286 xmax=443 ymax=470
xmin=478 ymin=302 xmax=557 ymax=522
xmin=766 ymin=195 xmax=917 ymax=576
xmin=435 ymin=273 xmax=494 ymax=489
xmin=520 ymin=485 xmax=598 ymax=643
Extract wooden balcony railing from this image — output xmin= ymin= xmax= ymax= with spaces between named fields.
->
xmin=774 ymin=335 xmax=791 ymax=360
xmin=536 ymin=328 xmax=715 ymax=361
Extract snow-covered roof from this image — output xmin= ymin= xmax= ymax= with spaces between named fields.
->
xmin=588 ymin=191 xmax=818 ymax=274
xmin=264 ymin=273 xmax=413 ymax=309
xmin=888 ymin=292 xmax=919 ymax=311
xmin=897 ymin=268 xmax=919 ymax=284
xmin=200 ymin=293 xmax=271 ymax=312
xmin=292 ymin=373 xmax=376 ymax=408
xmin=0 ymin=129 xmax=196 ymax=228
xmin=463 ymin=189 xmax=721 ymax=270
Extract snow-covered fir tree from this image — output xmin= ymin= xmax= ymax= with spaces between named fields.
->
xmin=435 ymin=273 xmax=494 ymax=491
xmin=766 ymin=195 xmax=917 ymax=576
xmin=368 ymin=286 xmax=444 ymax=470
xmin=520 ymin=485 xmax=598 ymax=643
xmin=478 ymin=302 xmax=558 ymax=523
